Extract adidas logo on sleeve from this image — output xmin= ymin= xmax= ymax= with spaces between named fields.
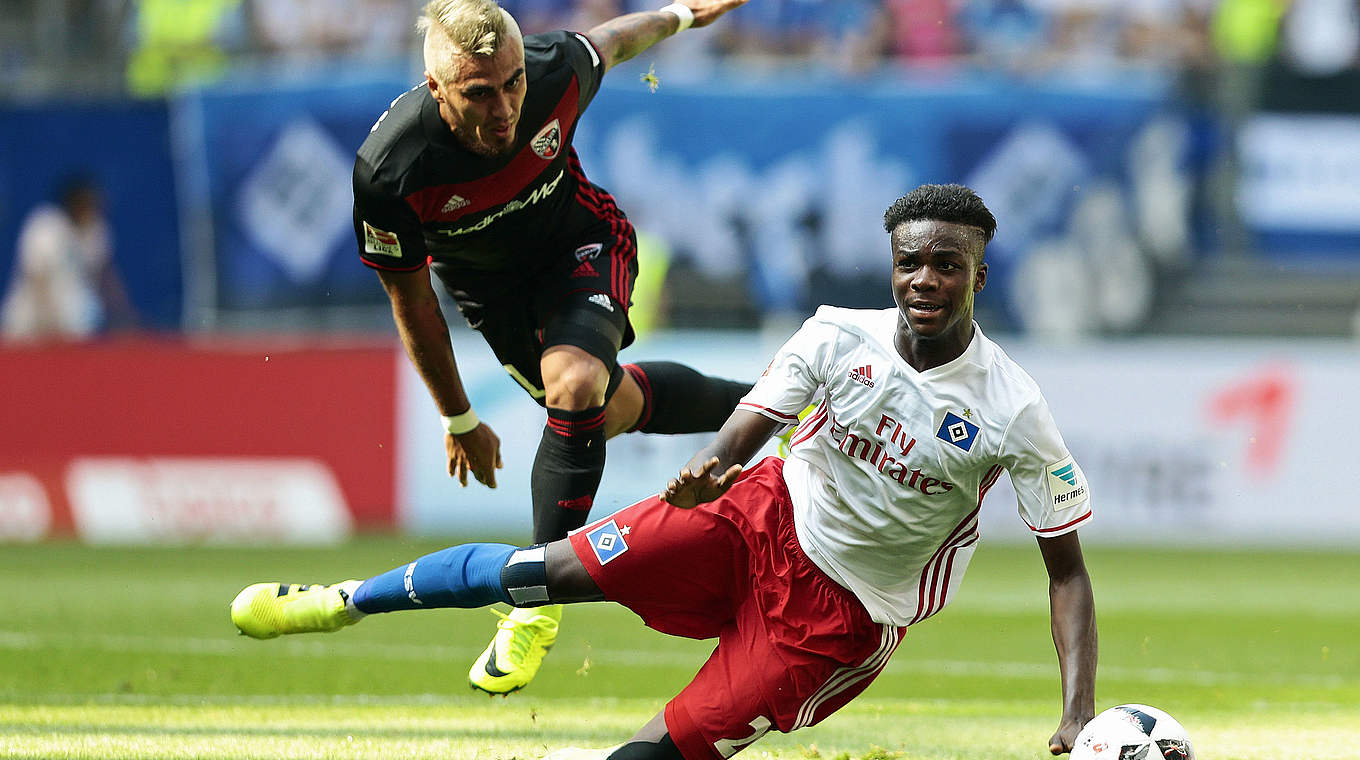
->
xmin=849 ymin=365 xmax=875 ymax=388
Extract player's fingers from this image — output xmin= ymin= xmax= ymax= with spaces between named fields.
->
xmin=467 ymin=449 xmax=491 ymax=484
xmin=662 ymin=480 xmax=694 ymax=507
xmin=716 ymin=464 xmax=743 ymax=486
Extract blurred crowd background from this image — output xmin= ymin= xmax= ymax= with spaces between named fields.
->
xmin=1 ymin=0 xmax=1358 ymax=342
xmin=6 ymin=0 xmax=1358 ymax=87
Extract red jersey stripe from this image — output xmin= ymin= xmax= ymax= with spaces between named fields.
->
xmin=1026 ymin=509 xmax=1093 ymax=536
xmin=403 ymin=80 xmax=582 ymax=222
xmin=737 ymin=402 xmax=801 ymax=423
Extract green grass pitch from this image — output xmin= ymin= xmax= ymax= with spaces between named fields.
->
xmin=2 ymin=536 xmax=1357 ymax=759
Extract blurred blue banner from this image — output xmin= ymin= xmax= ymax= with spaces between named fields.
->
xmin=10 ymin=70 xmax=1358 ymax=332
xmin=0 ymin=100 xmax=183 ymax=331
xmin=175 ymin=79 xmax=406 ymax=313
xmin=573 ymin=69 xmax=1203 ymax=329
xmin=175 ymin=69 xmax=1215 ymax=330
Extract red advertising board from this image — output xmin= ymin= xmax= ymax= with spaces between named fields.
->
xmin=0 ymin=338 xmax=398 ymax=541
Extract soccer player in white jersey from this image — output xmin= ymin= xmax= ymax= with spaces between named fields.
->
xmin=230 ymin=183 xmax=1097 ymax=760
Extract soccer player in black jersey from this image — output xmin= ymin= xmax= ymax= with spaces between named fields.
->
xmin=352 ymin=0 xmax=751 ymax=695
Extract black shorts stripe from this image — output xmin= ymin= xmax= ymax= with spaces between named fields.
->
xmin=568 ymin=152 xmax=636 ymax=306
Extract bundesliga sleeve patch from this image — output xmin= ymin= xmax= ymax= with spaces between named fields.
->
xmin=1045 ymin=456 xmax=1089 ymax=511
xmin=936 ymin=411 xmax=980 ymax=452
xmin=362 ymin=221 xmax=402 ymax=257
xmin=585 ymin=519 xmax=629 ymax=565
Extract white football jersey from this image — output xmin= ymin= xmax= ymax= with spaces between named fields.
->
xmin=740 ymin=306 xmax=1091 ymax=627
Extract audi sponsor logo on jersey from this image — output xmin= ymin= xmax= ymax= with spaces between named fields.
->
xmin=436 ymin=169 xmax=564 ymax=236
xmin=849 ymin=365 xmax=875 ymax=388
xmin=830 ymin=412 xmax=955 ymax=495
xmin=362 ymin=221 xmax=402 ymax=257
xmin=532 ymin=118 xmax=561 ymax=159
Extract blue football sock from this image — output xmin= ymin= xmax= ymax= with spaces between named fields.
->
xmin=351 ymin=543 xmax=516 ymax=614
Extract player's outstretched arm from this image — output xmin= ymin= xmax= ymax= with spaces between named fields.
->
xmin=662 ymin=409 xmax=780 ymax=508
xmin=1038 ymin=531 xmax=1097 ymax=755
xmin=378 ymin=268 xmax=503 ymax=488
xmin=585 ymin=0 xmax=750 ymax=73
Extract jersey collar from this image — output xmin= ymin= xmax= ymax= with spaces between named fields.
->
xmin=887 ymin=316 xmax=988 ymax=379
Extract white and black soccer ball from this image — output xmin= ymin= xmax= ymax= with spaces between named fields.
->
xmin=1071 ymin=703 xmax=1195 ymax=760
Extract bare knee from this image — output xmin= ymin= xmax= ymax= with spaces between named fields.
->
xmin=542 ymin=346 xmax=608 ymax=410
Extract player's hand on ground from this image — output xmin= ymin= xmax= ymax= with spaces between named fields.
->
xmin=661 ymin=457 xmax=742 ymax=509
xmin=445 ymin=424 xmax=503 ymax=488
xmin=1049 ymin=714 xmax=1086 ymax=755
xmin=683 ymin=0 xmax=751 ymax=28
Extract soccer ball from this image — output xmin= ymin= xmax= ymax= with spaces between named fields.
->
xmin=1070 ymin=704 xmax=1195 ymax=760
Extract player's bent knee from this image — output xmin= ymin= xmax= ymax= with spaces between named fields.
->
xmin=542 ymin=350 xmax=610 ymax=410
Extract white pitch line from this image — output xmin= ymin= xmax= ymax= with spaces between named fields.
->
xmin=0 ymin=629 xmax=1348 ymax=690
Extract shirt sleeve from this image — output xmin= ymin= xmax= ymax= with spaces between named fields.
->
xmin=352 ymin=156 xmax=427 ymax=272
xmin=16 ymin=208 xmax=67 ymax=275
xmin=737 ymin=310 xmax=839 ymax=424
xmin=999 ymin=396 xmax=1092 ymax=537
xmin=560 ymin=30 xmax=606 ymax=109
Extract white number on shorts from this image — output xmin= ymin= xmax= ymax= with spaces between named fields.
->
xmin=712 ymin=715 xmax=772 ymax=757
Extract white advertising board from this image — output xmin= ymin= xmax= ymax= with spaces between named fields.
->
xmin=67 ymin=458 xmax=352 ymax=545
xmin=400 ymin=327 xmax=1360 ymax=547
xmin=1239 ymin=114 xmax=1360 ymax=232
xmin=0 ymin=473 xmax=51 ymax=542
xmin=991 ymin=339 xmax=1360 ymax=546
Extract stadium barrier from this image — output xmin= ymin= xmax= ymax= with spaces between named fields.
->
xmin=402 ymin=328 xmax=1360 ymax=549
xmin=4 ymin=330 xmax=1358 ymax=547
xmin=0 ymin=338 xmax=398 ymax=543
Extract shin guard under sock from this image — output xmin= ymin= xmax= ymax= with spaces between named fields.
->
xmin=531 ymin=405 xmax=607 ymax=544
xmin=350 ymin=543 xmax=515 ymax=613
xmin=624 ymin=361 xmax=752 ymax=434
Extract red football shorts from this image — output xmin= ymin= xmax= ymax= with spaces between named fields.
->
xmin=568 ymin=457 xmax=906 ymax=759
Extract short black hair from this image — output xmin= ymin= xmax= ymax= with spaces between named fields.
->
xmin=57 ymin=174 xmax=100 ymax=211
xmin=882 ymin=184 xmax=996 ymax=243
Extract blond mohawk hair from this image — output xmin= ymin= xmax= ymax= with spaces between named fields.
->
xmin=418 ymin=0 xmax=513 ymax=83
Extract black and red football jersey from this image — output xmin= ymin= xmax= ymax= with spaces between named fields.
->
xmin=352 ymin=31 xmax=613 ymax=275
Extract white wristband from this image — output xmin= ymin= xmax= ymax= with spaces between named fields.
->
xmin=441 ymin=409 xmax=480 ymax=435
xmin=659 ymin=2 xmax=694 ymax=32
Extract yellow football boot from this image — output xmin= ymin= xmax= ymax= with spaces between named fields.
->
xmin=468 ymin=604 xmax=562 ymax=695
xmin=230 ymin=581 xmax=364 ymax=639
